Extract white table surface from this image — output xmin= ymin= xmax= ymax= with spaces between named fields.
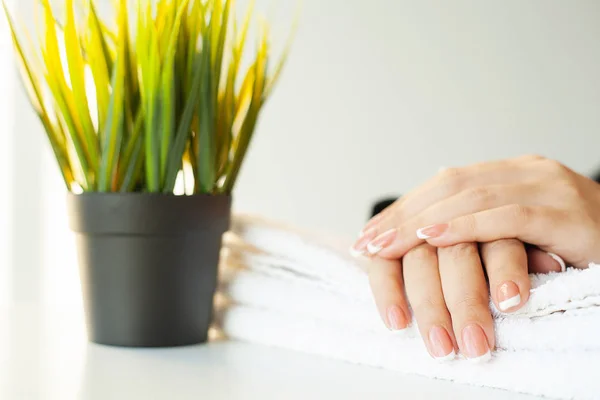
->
xmin=0 ymin=304 xmax=541 ymax=400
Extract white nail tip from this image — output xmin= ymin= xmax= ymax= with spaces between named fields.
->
xmin=416 ymin=229 xmax=430 ymax=240
xmin=434 ymin=349 xmax=456 ymax=363
xmin=499 ymin=294 xmax=521 ymax=311
xmin=349 ymin=247 xmax=364 ymax=258
xmin=548 ymin=252 xmax=567 ymax=272
xmin=366 ymin=243 xmax=382 ymax=254
xmin=467 ymin=350 xmax=492 ymax=364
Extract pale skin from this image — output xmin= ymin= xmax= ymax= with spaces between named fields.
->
xmin=351 ymin=155 xmax=600 ymax=362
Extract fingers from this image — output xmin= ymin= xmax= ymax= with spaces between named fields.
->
xmin=360 ymin=155 xmax=547 ymax=235
xmin=418 ymin=205 xmax=567 ymax=251
xmin=356 ymin=183 xmax=551 ymax=258
xmin=403 ymin=244 xmax=456 ymax=361
xmin=437 ymin=243 xmax=494 ymax=361
xmin=367 ymin=257 xmax=411 ymax=332
xmin=480 ymin=239 xmax=530 ymax=313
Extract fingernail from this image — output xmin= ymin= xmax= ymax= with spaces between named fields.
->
xmin=387 ymin=305 xmax=408 ymax=331
xmin=497 ymin=281 xmax=521 ymax=311
xmin=350 ymin=228 xmax=377 ymax=257
xmin=461 ymin=324 xmax=491 ymax=362
xmin=416 ymin=223 xmax=448 ymax=239
xmin=428 ymin=326 xmax=455 ymax=362
xmin=548 ymin=252 xmax=566 ymax=272
xmin=367 ymin=229 xmax=396 ymax=255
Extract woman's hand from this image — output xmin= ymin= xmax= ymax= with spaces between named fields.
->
xmin=368 ymin=239 xmax=563 ymax=361
xmin=353 ymin=155 xmax=600 ymax=268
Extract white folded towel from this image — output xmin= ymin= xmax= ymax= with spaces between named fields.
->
xmin=214 ymin=215 xmax=600 ymax=400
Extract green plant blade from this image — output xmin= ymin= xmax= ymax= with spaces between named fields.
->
xmin=196 ymin=29 xmax=215 ymax=193
xmin=2 ymin=1 xmax=74 ymax=188
xmin=65 ymin=0 xmax=99 ymax=175
xmin=159 ymin=0 xmax=190 ymax=189
xmin=41 ymin=0 xmax=92 ymax=188
xmin=163 ymin=52 xmax=203 ymax=192
xmin=223 ymin=28 xmax=269 ymax=193
xmin=118 ymin=111 xmax=145 ymax=191
xmin=97 ymin=0 xmax=127 ymax=192
xmin=142 ymin=10 xmax=162 ymax=192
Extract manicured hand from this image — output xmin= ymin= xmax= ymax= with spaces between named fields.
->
xmin=368 ymin=239 xmax=564 ymax=361
xmin=353 ymin=155 xmax=600 ymax=268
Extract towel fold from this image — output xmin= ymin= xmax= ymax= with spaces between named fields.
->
xmin=214 ymin=215 xmax=600 ymax=400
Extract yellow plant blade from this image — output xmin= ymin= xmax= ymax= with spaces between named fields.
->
xmin=2 ymin=1 xmax=74 ymax=188
xmin=86 ymin=1 xmax=111 ymax=133
xmin=223 ymin=24 xmax=269 ymax=192
xmin=185 ymin=0 xmax=203 ymax=80
xmin=213 ymin=0 xmax=231 ymax=95
xmin=41 ymin=0 xmax=91 ymax=188
xmin=234 ymin=65 xmax=255 ymax=121
xmin=65 ymin=0 xmax=99 ymax=173
xmin=215 ymin=54 xmax=236 ymax=177
xmin=97 ymin=0 xmax=127 ymax=191
xmin=90 ymin=2 xmax=115 ymax=72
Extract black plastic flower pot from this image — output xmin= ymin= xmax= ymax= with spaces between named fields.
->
xmin=67 ymin=192 xmax=232 ymax=348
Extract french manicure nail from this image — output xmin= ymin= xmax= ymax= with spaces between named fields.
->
xmin=416 ymin=223 xmax=448 ymax=239
xmin=429 ymin=326 xmax=455 ymax=362
xmin=367 ymin=229 xmax=396 ymax=254
xmin=387 ymin=305 xmax=408 ymax=331
xmin=461 ymin=324 xmax=491 ymax=362
xmin=350 ymin=228 xmax=377 ymax=257
xmin=548 ymin=252 xmax=567 ymax=272
xmin=498 ymin=281 xmax=521 ymax=311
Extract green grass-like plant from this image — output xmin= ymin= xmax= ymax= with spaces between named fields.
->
xmin=3 ymin=0 xmax=294 ymax=194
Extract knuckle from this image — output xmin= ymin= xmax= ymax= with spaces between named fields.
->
xmin=411 ymin=296 xmax=447 ymax=317
xmin=541 ymin=158 xmax=569 ymax=176
xmin=448 ymin=293 xmax=488 ymax=316
xmin=439 ymin=167 xmax=466 ymax=195
xmin=481 ymin=238 xmax=521 ymax=255
xmin=439 ymin=242 xmax=478 ymax=259
xmin=405 ymin=243 xmax=436 ymax=263
xmin=521 ymin=153 xmax=546 ymax=162
xmin=554 ymin=178 xmax=582 ymax=202
xmin=507 ymin=204 xmax=530 ymax=224
xmin=464 ymin=186 xmax=495 ymax=208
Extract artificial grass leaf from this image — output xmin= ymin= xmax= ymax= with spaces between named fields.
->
xmin=41 ymin=0 xmax=93 ymax=188
xmin=86 ymin=3 xmax=111 ymax=133
xmin=97 ymin=0 xmax=127 ymax=192
xmin=65 ymin=0 xmax=99 ymax=174
xmin=163 ymin=52 xmax=203 ymax=191
xmin=196 ymin=25 xmax=216 ymax=193
xmin=3 ymin=1 xmax=75 ymax=188
xmin=224 ymin=24 xmax=269 ymax=192
xmin=143 ymin=14 xmax=162 ymax=192
xmin=159 ymin=0 xmax=190 ymax=188
xmin=4 ymin=0 xmax=295 ymax=194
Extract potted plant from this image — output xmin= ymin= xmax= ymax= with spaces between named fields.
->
xmin=3 ymin=0 xmax=293 ymax=347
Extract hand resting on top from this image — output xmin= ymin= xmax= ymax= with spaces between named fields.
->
xmin=352 ymin=155 xmax=600 ymax=361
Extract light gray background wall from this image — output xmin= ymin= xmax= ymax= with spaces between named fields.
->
xmin=233 ymin=0 xmax=600 ymax=237
xmin=3 ymin=0 xmax=600 ymax=305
